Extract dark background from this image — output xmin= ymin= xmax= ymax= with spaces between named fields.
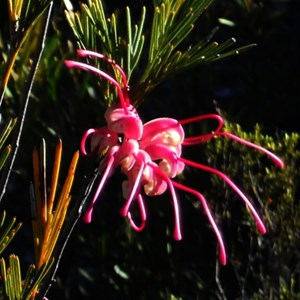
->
xmin=1 ymin=0 xmax=300 ymax=299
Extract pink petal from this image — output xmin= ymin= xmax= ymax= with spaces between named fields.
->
xmin=159 ymin=159 xmax=185 ymax=178
xmin=110 ymin=116 xmax=143 ymax=140
xmin=144 ymin=170 xmax=168 ymax=196
xmin=81 ymin=127 xmax=118 ymax=156
xmin=116 ymin=140 xmax=139 ymax=171
xmin=141 ymin=118 xmax=184 ymax=148
xmin=105 ymin=106 xmax=143 ymax=140
xmin=143 ymin=144 xmax=184 ymax=178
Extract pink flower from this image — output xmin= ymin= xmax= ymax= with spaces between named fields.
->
xmin=65 ymin=50 xmax=284 ymax=265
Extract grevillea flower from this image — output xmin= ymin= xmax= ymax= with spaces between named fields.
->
xmin=65 ymin=50 xmax=284 ymax=265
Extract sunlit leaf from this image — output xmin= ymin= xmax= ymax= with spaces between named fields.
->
xmin=0 ymin=211 xmax=22 ymax=256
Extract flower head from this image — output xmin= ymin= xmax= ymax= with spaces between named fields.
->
xmin=65 ymin=50 xmax=284 ymax=265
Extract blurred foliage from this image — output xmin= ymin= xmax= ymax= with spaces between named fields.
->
xmin=0 ymin=0 xmax=299 ymax=299
xmin=53 ymin=123 xmax=299 ymax=300
xmin=205 ymin=123 xmax=300 ymax=299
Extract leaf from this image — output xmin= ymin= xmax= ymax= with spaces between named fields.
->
xmin=0 ymin=118 xmax=16 ymax=172
xmin=0 ymin=255 xmax=54 ymax=300
xmin=0 ymin=211 xmax=22 ymax=256
xmin=65 ymin=0 xmax=146 ymax=103
xmin=133 ymin=0 xmax=255 ymax=105
xmin=65 ymin=0 xmax=256 ymax=108
xmin=1 ymin=0 xmax=53 ymax=103
xmin=31 ymin=139 xmax=79 ymax=269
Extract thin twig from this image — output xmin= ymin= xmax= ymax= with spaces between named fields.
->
xmin=0 ymin=2 xmax=54 ymax=203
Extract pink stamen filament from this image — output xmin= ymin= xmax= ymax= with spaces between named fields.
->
xmin=120 ymin=158 xmax=145 ymax=217
xmin=83 ymin=153 xmax=116 ymax=223
xmin=214 ymin=132 xmax=284 ymax=168
xmin=179 ymin=114 xmax=224 ymax=133
xmin=147 ymin=162 xmax=182 ymax=240
xmin=67 ymin=49 xmax=282 ymax=264
xmin=171 ymin=180 xmax=227 ymax=265
xmin=127 ymin=194 xmax=147 ymax=232
xmin=183 ymin=133 xmax=216 ymax=145
xmin=81 ymin=128 xmax=96 ymax=156
xmin=181 ymin=120 xmax=284 ymax=168
xmin=179 ymin=157 xmax=267 ymax=234
xmin=65 ymin=60 xmax=128 ymax=113
xmin=77 ymin=49 xmax=129 ymax=102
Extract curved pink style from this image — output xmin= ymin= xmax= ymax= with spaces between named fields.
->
xmin=65 ymin=50 xmax=284 ymax=265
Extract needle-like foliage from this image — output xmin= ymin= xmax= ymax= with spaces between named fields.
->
xmin=31 ymin=139 xmax=79 ymax=269
xmin=0 ymin=118 xmax=16 ymax=172
xmin=0 ymin=139 xmax=79 ymax=299
xmin=66 ymin=0 xmax=255 ymax=106
xmin=0 ymin=254 xmax=54 ymax=300
xmin=1 ymin=0 xmax=53 ymax=104
xmin=0 ymin=211 xmax=22 ymax=256
xmin=65 ymin=0 xmax=146 ymax=80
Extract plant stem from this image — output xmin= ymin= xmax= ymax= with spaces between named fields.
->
xmin=0 ymin=2 xmax=54 ymax=203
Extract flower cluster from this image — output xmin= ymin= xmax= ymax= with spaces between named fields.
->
xmin=65 ymin=50 xmax=284 ymax=265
